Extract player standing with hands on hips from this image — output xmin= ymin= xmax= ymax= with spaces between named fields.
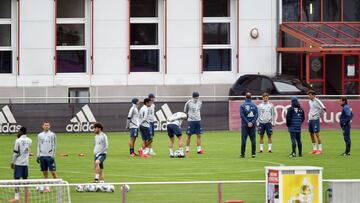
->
xmin=339 ymin=97 xmax=353 ymax=156
xmin=9 ymin=127 xmax=32 ymax=203
xmin=37 ymin=121 xmax=58 ymax=193
xmin=257 ymin=92 xmax=275 ymax=153
xmin=93 ymin=123 xmax=108 ymax=183
xmin=184 ymin=92 xmax=204 ymax=155
xmin=240 ymin=92 xmax=258 ymax=158
xmin=307 ymin=90 xmax=326 ymax=154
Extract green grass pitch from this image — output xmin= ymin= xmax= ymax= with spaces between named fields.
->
xmin=0 ymin=130 xmax=359 ymax=203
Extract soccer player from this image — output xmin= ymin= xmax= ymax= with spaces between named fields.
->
xmin=93 ymin=122 xmax=108 ymax=183
xmin=240 ymin=92 xmax=258 ymax=158
xmin=9 ymin=127 xmax=32 ymax=203
xmin=286 ymin=97 xmax=305 ymax=158
xmin=138 ymin=98 xmax=152 ymax=157
xmin=257 ymin=92 xmax=275 ymax=153
xmin=36 ymin=121 xmax=58 ymax=193
xmin=167 ymin=112 xmax=188 ymax=158
xmin=339 ymin=97 xmax=353 ymax=156
xmin=148 ymin=93 xmax=156 ymax=155
xmin=126 ymin=98 xmax=139 ymax=157
xmin=307 ymin=90 xmax=326 ymax=154
xmin=184 ymin=92 xmax=203 ymax=155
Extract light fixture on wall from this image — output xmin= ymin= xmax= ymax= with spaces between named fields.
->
xmin=250 ymin=28 xmax=259 ymax=39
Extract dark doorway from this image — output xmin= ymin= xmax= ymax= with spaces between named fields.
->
xmin=325 ymin=55 xmax=342 ymax=95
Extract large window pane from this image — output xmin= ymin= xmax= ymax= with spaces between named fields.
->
xmin=281 ymin=53 xmax=301 ymax=77
xmin=203 ymin=23 xmax=230 ymax=44
xmin=131 ymin=24 xmax=158 ymax=45
xmin=0 ymin=51 xmax=12 ymax=73
xmin=302 ymin=0 xmax=321 ymax=22
xmin=324 ymin=0 xmax=341 ymax=21
xmin=0 ymin=24 xmax=11 ymax=46
xmin=130 ymin=50 xmax=159 ymax=72
xmin=0 ymin=0 xmax=11 ymax=18
xmin=131 ymin=0 xmax=157 ymax=17
xmin=204 ymin=0 xmax=230 ymax=17
xmin=57 ymin=0 xmax=85 ymax=18
xmin=282 ymin=0 xmax=300 ymax=22
xmin=57 ymin=24 xmax=85 ymax=46
xmin=344 ymin=0 xmax=360 ymax=21
xmin=57 ymin=50 xmax=86 ymax=73
xmin=203 ymin=49 xmax=231 ymax=71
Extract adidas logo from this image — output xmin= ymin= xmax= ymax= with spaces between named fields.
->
xmin=66 ymin=105 xmax=97 ymax=132
xmin=0 ymin=105 xmax=22 ymax=133
xmin=154 ymin=103 xmax=173 ymax=131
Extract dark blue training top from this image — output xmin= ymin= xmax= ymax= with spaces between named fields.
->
xmin=240 ymin=99 xmax=258 ymax=127
xmin=286 ymin=97 xmax=305 ymax=133
xmin=340 ymin=104 xmax=353 ymax=127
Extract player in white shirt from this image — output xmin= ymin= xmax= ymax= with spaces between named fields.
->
xmin=93 ymin=123 xmax=108 ymax=183
xmin=307 ymin=90 xmax=326 ymax=154
xmin=257 ymin=93 xmax=275 ymax=153
xmin=126 ymin=98 xmax=140 ymax=157
xmin=138 ymin=98 xmax=152 ymax=157
xmin=9 ymin=127 xmax=32 ymax=203
xmin=36 ymin=121 xmax=58 ymax=193
xmin=167 ymin=112 xmax=188 ymax=158
xmin=148 ymin=93 xmax=156 ymax=155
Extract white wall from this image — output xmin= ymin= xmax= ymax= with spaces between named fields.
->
xmin=3 ymin=0 xmax=278 ymax=88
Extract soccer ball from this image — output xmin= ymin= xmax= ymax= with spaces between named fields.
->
xmin=121 ymin=184 xmax=130 ymax=193
xmin=36 ymin=186 xmax=44 ymax=193
xmin=102 ymin=184 xmax=115 ymax=193
xmin=84 ymin=184 xmax=96 ymax=192
xmin=95 ymin=184 xmax=104 ymax=192
xmin=75 ymin=185 xmax=85 ymax=192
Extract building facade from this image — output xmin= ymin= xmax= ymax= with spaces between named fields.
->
xmin=0 ymin=0 xmax=358 ymax=100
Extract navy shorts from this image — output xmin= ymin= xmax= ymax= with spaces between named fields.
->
xmin=94 ymin=154 xmax=106 ymax=169
xmin=14 ymin=165 xmax=28 ymax=180
xmin=258 ymin=123 xmax=273 ymax=136
xmin=130 ymin=128 xmax=138 ymax=137
xmin=40 ymin=156 xmax=56 ymax=172
xmin=167 ymin=124 xmax=182 ymax=138
xmin=309 ymin=119 xmax=320 ymax=133
xmin=140 ymin=126 xmax=152 ymax=141
xmin=150 ymin=122 xmax=156 ymax=137
xmin=186 ymin=121 xmax=202 ymax=135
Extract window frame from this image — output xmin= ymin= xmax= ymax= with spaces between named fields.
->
xmin=0 ymin=0 xmax=15 ymax=74
xmin=55 ymin=0 xmax=90 ymax=74
xmin=201 ymin=0 xmax=236 ymax=72
xmin=129 ymin=0 xmax=163 ymax=73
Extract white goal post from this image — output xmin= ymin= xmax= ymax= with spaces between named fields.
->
xmin=0 ymin=179 xmax=71 ymax=203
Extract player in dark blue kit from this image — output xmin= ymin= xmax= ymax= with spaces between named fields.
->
xmin=240 ymin=92 xmax=258 ymax=158
xmin=339 ymin=97 xmax=353 ymax=156
xmin=286 ymin=97 xmax=305 ymax=158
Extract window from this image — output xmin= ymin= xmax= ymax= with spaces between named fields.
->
xmin=274 ymin=82 xmax=301 ymax=93
xmin=68 ymin=88 xmax=90 ymax=103
xmin=343 ymin=0 xmax=360 ymax=21
xmin=0 ymin=0 xmax=12 ymax=74
xmin=302 ymin=0 xmax=321 ymax=22
xmin=324 ymin=0 xmax=341 ymax=21
xmin=130 ymin=0 xmax=160 ymax=72
xmin=203 ymin=0 xmax=232 ymax=72
xmin=56 ymin=0 xmax=87 ymax=73
xmin=282 ymin=0 xmax=300 ymax=22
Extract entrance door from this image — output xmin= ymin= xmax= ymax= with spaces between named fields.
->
xmin=306 ymin=54 xmax=325 ymax=94
xmin=342 ymin=55 xmax=360 ymax=95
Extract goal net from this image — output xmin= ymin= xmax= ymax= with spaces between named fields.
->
xmin=0 ymin=179 xmax=71 ymax=203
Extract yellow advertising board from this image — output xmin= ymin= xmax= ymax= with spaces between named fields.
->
xmin=282 ymin=174 xmax=320 ymax=203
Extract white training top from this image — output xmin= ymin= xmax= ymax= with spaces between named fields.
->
xmin=127 ymin=104 xmax=139 ymax=129
xmin=148 ymin=103 xmax=156 ymax=123
xmin=139 ymin=105 xmax=150 ymax=128
xmin=11 ymin=135 xmax=32 ymax=166
xmin=167 ymin=112 xmax=188 ymax=127
xmin=37 ymin=130 xmax=56 ymax=157
xmin=184 ymin=99 xmax=202 ymax=121
xmin=93 ymin=132 xmax=108 ymax=156
xmin=308 ymin=98 xmax=326 ymax=120
xmin=257 ymin=101 xmax=275 ymax=124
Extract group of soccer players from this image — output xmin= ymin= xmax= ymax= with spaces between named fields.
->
xmin=126 ymin=92 xmax=204 ymax=158
xmin=240 ymin=90 xmax=353 ymax=158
